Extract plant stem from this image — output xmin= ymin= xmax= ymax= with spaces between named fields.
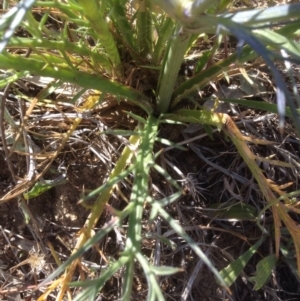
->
xmin=156 ymin=23 xmax=191 ymax=113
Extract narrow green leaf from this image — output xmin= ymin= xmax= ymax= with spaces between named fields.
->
xmin=156 ymin=22 xmax=192 ymax=113
xmin=154 ymin=202 xmax=227 ymax=288
xmin=0 ymin=53 xmax=153 ymax=114
xmin=202 ymin=124 xmax=214 ymax=140
xmin=158 ymin=191 xmax=182 ymax=207
xmin=71 ymin=256 xmax=129 ymax=301
xmin=209 ymin=202 xmax=258 ymax=221
xmin=194 ymin=50 xmax=212 ymax=73
xmin=77 ymin=0 xmax=121 ymax=74
xmin=0 ymin=70 xmax=30 ymax=88
xmin=219 ymin=237 xmax=264 ymax=287
xmin=218 ymin=98 xmax=296 ymax=118
xmin=125 ymin=111 xmax=147 ymax=123
xmin=23 ymin=177 xmax=67 ymax=200
xmin=7 ymin=36 xmax=112 ymax=70
xmin=110 ymin=1 xmax=137 ymax=55
xmin=154 ymin=164 xmax=181 ymax=190
xmin=136 ymin=252 xmax=165 ymax=301
xmin=153 ymin=17 xmax=174 ymax=62
xmin=123 ymin=116 xmax=159 ymax=299
xmin=150 ymin=265 xmax=183 ymax=276
xmin=254 ymin=28 xmax=300 ymax=63
xmin=155 ymin=137 xmax=187 ymax=150
xmin=163 ymin=109 xmax=227 ymax=128
xmin=101 ymin=129 xmax=140 ymax=136
xmin=39 ymin=203 xmax=134 ymax=287
xmin=80 ymin=165 xmax=135 ymax=203
xmin=136 ymin=0 xmax=152 ymax=55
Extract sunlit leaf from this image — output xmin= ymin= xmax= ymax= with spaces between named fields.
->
xmin=23 ymin=176 xmax=67 ymax=200
xmin=219 ymin=237 xmax=264 ymax=287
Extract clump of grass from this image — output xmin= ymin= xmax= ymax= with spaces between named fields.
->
xmin=1 ymin=0 xmax=300 ymax=300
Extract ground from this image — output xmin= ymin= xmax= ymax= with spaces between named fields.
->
xmin=1 ymin=98 xmax=300 ymax=300
xmin=1 ymin=1 xmax=300 ymax=300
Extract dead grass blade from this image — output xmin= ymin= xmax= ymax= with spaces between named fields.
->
xmin=223 ymin=115 xmax=300 ymax=274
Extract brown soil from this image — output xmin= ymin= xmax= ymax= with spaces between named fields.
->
xmin=1 ymin=1 xmax=300 ymax=300
xmin=1 ymin=106 xmax=300 ymax=300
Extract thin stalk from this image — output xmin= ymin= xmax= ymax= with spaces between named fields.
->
xmin=156 ymin=23 xmax=191 ymax=113
xmin=23 ymin=11 xmax=43 ymax=39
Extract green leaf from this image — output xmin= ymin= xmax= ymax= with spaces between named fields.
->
xmin=209 ymin=202 xmax=258 ymax=221
xmin=155 ymin=137 xmax=187 ymax=150
xmin=249 ymin=254 xmax=276 ymax=290
xmin=194 ymin=50 xmax=212 ymax=73
xmin=150 ymin=265 xmax=183 ymax=276
xmin=154 ymin=164 xmax=181 ymax=190
xmin=163 ymin=109 xmax=227 ymax=128
xmin=23 ymin=177 xmax=67 ymax=200
xmin=71 ymin=256 xmax=129 ymax=301
xmin=122 ymin=116 xmax=160 ymax=300
xmin=219 ymin=98 xmax=297 ymax=118
xmin=0 ymin=53 xmax=153 ymax=114
xmin=77 ymin=0 xmax=121 ymax=74
xmin=219 ymin=237 xmax=264 ymax=287
xmin=202 ymin=124 xmax=214 ymax=140
xmin=156 ymin=22 xmax=192 ymax=113
xmin=80 ymin=165 xmax=135 ymax=203
xmin=145 ymin=232 xmax=178 ymax=251
xmin=40 ymin=203 xmax=134 ymax=287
